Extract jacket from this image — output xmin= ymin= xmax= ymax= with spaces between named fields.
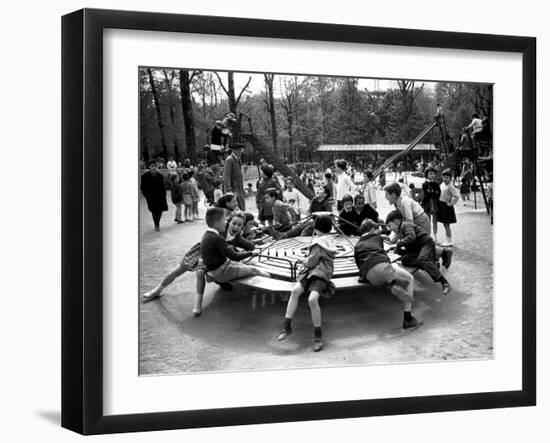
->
xmin=396 ymin=221 xmax=432 ymax=252
xmin=354 ymin=232 xmax=390 ymax=278
xmin=140 ymin=170 xmax=168 ymax=212
xmin=298 ymin=235 xmax=337 ymax=282
xmin=222 ymin=153 xmax=245 ymax=209
xmin=170 ymin=181 xmax=184 ymax=204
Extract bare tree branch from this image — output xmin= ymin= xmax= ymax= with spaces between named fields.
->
xmin=189 ymin=70 xmax=202 ymax=82
xmin=214 ymin=72 xmax=229 ymax=96
xmin=413 ymin=83 xmax=425 ymax=101
xmin=235 ymin=76 xmax=252 ymax=106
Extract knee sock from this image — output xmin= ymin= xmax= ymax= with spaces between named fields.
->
xmin=404 ymin=311 xmax=413 ymax=322
xmin=284 ymin=318 xmax=292 ymax=332
xmin=314 ymin=326 xmax=322 ymax=340
xmin=438 ymin=275 xmax=449 ymax=285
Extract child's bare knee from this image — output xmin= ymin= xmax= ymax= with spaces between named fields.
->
xmin=308 ymin=292 xmax=320 ymax=305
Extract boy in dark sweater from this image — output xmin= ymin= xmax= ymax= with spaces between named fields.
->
xmin=193 ymin=208 xmax=270 ymax=314
xmin=385 ymin=210 xmax=451 ymax=295
xmin=354 ymin=194 xmax=379 ymax=224
xmin=338 ymin=194 xmax=361 ymax=236
xmin=200 ymin=207 xmax=270 ymax=281
xmin=354 ymin=219 xmax=420 ymax=329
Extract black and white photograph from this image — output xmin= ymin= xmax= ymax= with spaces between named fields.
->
xmin=138 ymin=68 xmax=494 ymax=375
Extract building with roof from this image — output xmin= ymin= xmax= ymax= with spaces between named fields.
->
xmin=315 ymin=143 xmax=437 ymax=165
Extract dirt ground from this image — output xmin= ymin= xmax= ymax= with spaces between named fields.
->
xmin=139 ymin=175 xmax=493 ymax=375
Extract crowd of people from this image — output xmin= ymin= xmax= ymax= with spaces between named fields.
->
xmin=142 ymin=152 xmax=462 ymax=352
xmin=140 ymin=111 xmax=493 ymax=353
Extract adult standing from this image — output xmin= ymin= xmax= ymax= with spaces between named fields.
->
xmin=207 ymin=121 xmax=225 ymax=166
xmin=222 ymin=143 xmax=246 ymax=210
xmin=166 ymin=156 xmax=178 ymax=177
xmin=140 ymin=160 xmax=168 ymax=231
xmin=334 ymin=159 xmax=355 ymax=211
xmin=256 ymin=164 xmax=281 ymax=225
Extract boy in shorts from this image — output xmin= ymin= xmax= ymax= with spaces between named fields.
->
xmin=386 ymin=210 xmax=451 ymax=295
xmin=354 ymin=219 xmax=421 ymax=329
xmin=200 ymin=207 xmax=270 ymax=284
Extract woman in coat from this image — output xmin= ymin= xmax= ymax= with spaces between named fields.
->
xmin=140 ymin=160 xmax=168 ymax=231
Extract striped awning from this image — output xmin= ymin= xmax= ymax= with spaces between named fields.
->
xmin=316 ymin=144 xmax=435 ymax=152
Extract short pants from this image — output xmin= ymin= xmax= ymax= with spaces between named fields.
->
xmin=365 ymin=262 xmax=397 ymax=286
xmin=206 ymin=259 xmax=261 ymax=283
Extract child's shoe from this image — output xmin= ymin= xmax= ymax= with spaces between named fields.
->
xmin=441 ymin=281 xmax=451 ymax=294
xmin=441 ymin=248 xmax=453 ymax=269
xmin=143 ymin=286 xmax=163 ymax=301
xmin=403 ymin=316 xmax=421 ymax=329
xmin=192 ymin=308 xmax=202 ymax=317
xmin=278 ymin=327 xmax=292 ymax=341
xmin=312 ymin=338 xmax=324 ymax=352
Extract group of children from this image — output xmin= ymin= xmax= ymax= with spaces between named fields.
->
xmin=143 ymin=164 xmax=459 ymax=353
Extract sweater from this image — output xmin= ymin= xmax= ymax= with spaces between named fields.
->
xmin=356 ymin=204 xmax=379 ymax=224
xmin=200 ymin=230 xmax=253 ymax=272
xmin=354 ymin=232 xmax=390 ymax=278
xmin=226 ymin=229 xmax=255 ymax=251
xmin=338 ymin=208 xmax=362 ymax=236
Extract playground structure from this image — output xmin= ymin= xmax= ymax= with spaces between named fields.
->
xmin=226 ymin=106 xmax=492 ymax=292
xmin=237 ymin=106 xmax=492 ymax=218
xmin=233 ymin=212 xmax=403 ymax=293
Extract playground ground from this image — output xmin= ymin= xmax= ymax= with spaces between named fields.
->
xmin=138 ymin=175 xmax=493 ymax=375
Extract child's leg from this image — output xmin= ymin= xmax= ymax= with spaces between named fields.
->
xmin=390 ymin=267 xmax=415 ymax=305
xmin=285 ymin=283 xmax=305 ymax=320
xmin=193 ymin=269 xmax=206 ymax=316
xmin=278 ymin=283 xmax=305 ymax=340
xmin=143 ymin=263 xmax=189 ymax=300
xmin=431 ymin=214 xmax=438 ymax=239
xmin=175 ymin=203 xmax=182 ymax=221
xmin=308 ymin=290 xmax=324 ymax=351
xmin=444 ymin=223 xmax=452 ymax=243
xmin=308 ymin=290 xmax=322 ymax=328
xmin=161 ymin=263 xmax=188 ymax=287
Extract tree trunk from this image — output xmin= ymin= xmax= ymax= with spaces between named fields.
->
xmin=264 ymin=74 xmax=278 ymax=155
xmin=179 ymin=69 xmax=197 ymax=163
xmin=147 ymin=68 xmax=168 ymax=160
xmin=162 ymin=70 xmax=180 ymax=161
xmin=215 ymin=72 xmax=251 ymax=145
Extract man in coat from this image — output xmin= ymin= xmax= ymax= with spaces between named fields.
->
xmin=222 ymin=143 xmax=246 ymax=210
xmin=140 ymin=160 xmax=168 ymax=231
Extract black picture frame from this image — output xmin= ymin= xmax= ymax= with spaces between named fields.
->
xmin=61 ymin=8 xmax=536 ymax=435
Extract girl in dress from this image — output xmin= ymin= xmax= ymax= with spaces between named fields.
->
xmin=277 ymin=215 xmax=336 ymax=352
xmin=437 ymin=169 xmax=460 ymax=246
xmin=180 ymin=171 xmax=194 ymax=222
